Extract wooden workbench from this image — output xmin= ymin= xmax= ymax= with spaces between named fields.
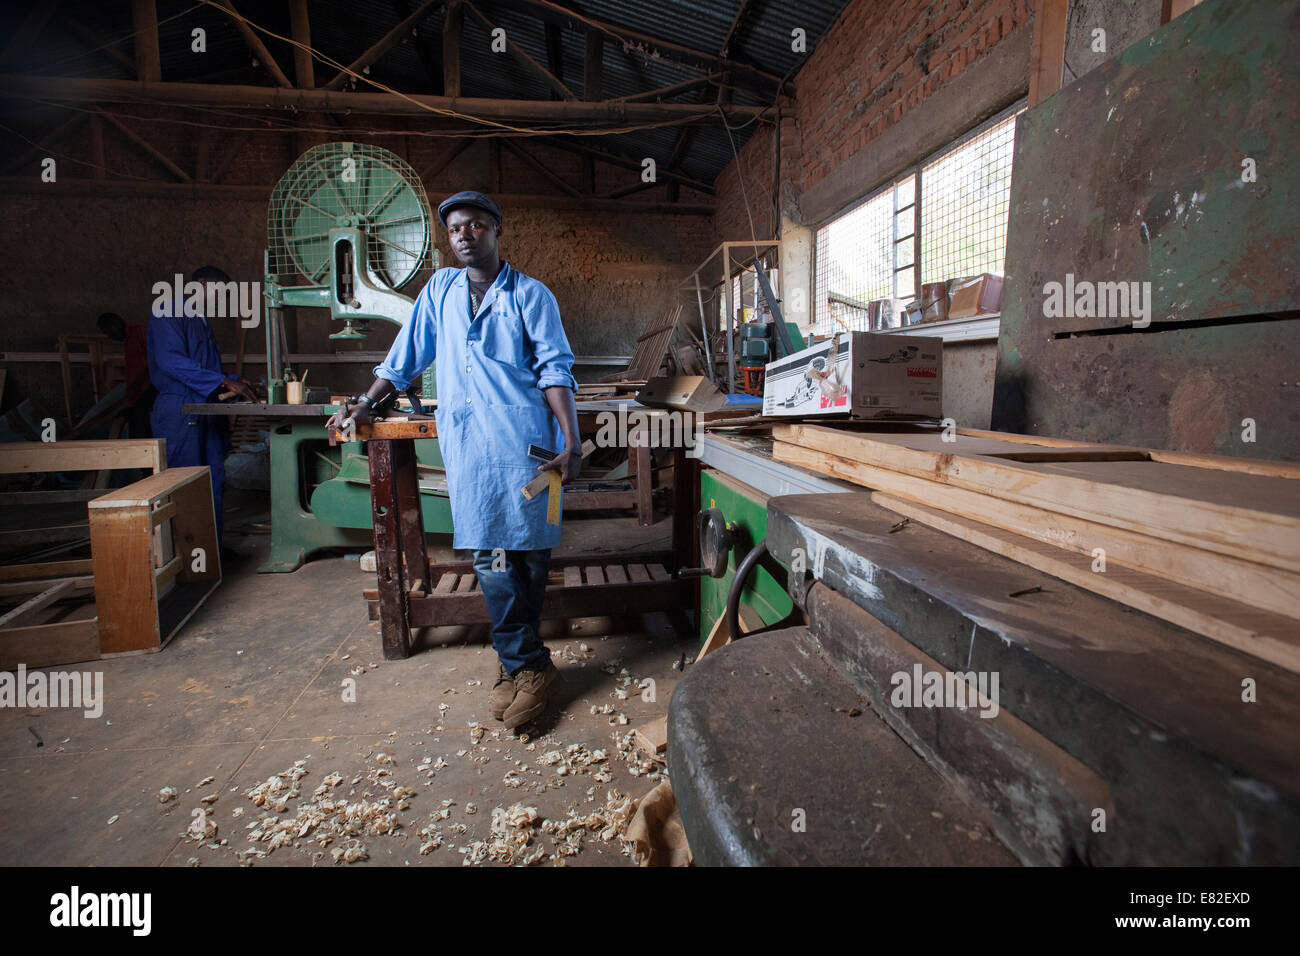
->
xmin=329 ymin=415 xmax=700 ymax=659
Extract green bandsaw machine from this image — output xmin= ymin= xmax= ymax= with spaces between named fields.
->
xmin=258 ymin=142 xmax=450 ymax=572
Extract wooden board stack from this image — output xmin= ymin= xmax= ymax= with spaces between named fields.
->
xmin=770 ymin=423 xmax=1300 ymax=674
xmin=602 ymin=304 xmax=682 ymax=385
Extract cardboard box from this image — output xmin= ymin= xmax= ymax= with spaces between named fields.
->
xmin=762 ymin=332 xmax=942 ymax=420
xmin=947 ymin=273 xmax=1003 ymax=319
xmin=921 ymin=281 xmax=950 ymax=323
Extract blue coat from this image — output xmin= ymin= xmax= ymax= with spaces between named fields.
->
xmin=147 ymin=307 xmax=230 ymax=538
xmin=374 ymin=262 xmax=577 ymax=551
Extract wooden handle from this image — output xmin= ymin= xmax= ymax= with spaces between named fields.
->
xmin=521 ymin=439 xmax=596 ymax=500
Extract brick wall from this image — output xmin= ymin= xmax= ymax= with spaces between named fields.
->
xmin=715 ymin=0 xmax=1033 ymax=239
xmin=0 ymin=119 xmax=714 ymax=419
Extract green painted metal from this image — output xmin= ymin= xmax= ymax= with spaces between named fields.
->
xmin=257 ymin=420 xmax=453 ymax=573
xmin=257 ymin=143 xmax=449 ymax=572
xmin=992 ymin=0 xmax=1300 ymax=458
xmin=698 ymin=470 xmax=793 ymax=646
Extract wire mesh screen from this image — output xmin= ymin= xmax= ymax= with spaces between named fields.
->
xmin=920 ymin=110 xmax=1019 ymax=284
xmin=812 ymin=177 xmax=917 ymax=334
xmin=267 ymin=142 xmax=431 ymax=289
xmin=813 ymin=107 xmax=1022 ymax=333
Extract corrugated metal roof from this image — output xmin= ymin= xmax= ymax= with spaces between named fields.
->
xmin=1 ymin=0 xmax=851 ymax=186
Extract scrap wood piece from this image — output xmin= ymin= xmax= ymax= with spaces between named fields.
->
xmin=771 ymin=423 xmax=1300 ymax=576
xmin=633 ymin=716 xmax=667 ymax=758
xmin=696 ymin=604 xmax=764 ymax=660
xmin=872 ymin=492 xmax=1300 ymax=677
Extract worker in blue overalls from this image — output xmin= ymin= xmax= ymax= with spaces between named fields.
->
xmin=148 ymin=266 xmax=258 ymax=543
xmin=328 ymin=192 xmax=581 ymax=730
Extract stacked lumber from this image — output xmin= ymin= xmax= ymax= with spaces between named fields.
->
xmin=602 ymin=305 xmax=682 ymax=384
xmin=771 ymin=423 xmax=1300 ymax=673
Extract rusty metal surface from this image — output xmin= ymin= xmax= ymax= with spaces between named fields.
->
xmin=993 ymin=0 xmax=1300 ymax=458
xmin=1003 ymin=0 xmax=1300 ymax=332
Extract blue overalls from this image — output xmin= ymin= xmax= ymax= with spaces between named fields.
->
xmin=147 ymin=307 xmax=230 ymax=541
xmin=374 ymin=262 xmax=577 ymax=672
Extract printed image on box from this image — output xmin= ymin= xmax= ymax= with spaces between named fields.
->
xmin=762 ymin=333 xmax=942 ymax=420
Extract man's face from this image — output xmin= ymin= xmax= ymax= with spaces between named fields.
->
xmin=445 ymin=206 xmax=501 ymax=269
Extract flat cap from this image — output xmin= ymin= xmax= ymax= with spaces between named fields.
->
xmin=437 ymin=190 xmax=503 ymax=228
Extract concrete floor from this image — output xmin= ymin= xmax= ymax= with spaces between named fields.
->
xmin=0 ymin=500 xmax=698 ymax=867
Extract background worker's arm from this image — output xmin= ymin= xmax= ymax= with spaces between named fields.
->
xmin=541 ymin=385 xmax=582 ymax=482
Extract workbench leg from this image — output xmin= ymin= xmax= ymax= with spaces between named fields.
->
xmin=634 ymin=427 xmax=653 ymax=527
xmin=368 ymin=439 xmax=413 ymax=660
xmin=391 ymin=437 xmax=429 ymax=594
xmin=672 ymin=439 xmax=700 ymax=625
xmin=672 ymin=441 xmax=699 ymax=566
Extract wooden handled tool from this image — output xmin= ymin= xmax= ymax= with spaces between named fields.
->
xmin=521 ymin=439 xmax=596 ymax=501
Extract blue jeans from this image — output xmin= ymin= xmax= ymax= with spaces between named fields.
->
xmin=471 ymin=548 xmax=553 ymax=675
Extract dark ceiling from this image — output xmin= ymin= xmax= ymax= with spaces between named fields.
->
xmin=1 ymin=0 xmax=852 ymax=186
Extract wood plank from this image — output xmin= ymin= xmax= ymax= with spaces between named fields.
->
xmin=89 ymin=466 xmax=207 ymax=508
xmin=955 ymin=427 xmax=1300 ymax=478
xmin=584 ymin=565 xmax=606 ymax=586
xmin=435 ymin=571 xmax=457 ymax=593
xmin=772 ymin=442 xmax=1300 ymax=622
xmin=647 ymin=563 xmax=670 ymax=581
xmin=377 ymin=577 xmax=688 ymax=627
xmin=423 ymin=550 xmax=678 ymax=578
xmin=1028 ymin=0 xmax=1068 ymax=107
xmin=150 ymin=501 xmax=178 ymax=527
xmin=154 ymin=555 xmax=182 ymax=587
xmin=0 ymin=524 xmax=88 ymax=554
xmin=605 ymin=564 xmax=629 ymax=584
xmin=563 ymin=565 xmax=582 ymax=588
xmin=872 ymin=493 xmax=1300 ymax=676
xmin=455 ymin=573 xmax=477 ymax=592
xmin=772 ymin=424 xmax=1300 ymax=574
xmin=0 ymin=617 xmax=100 ymax=670
xmin=626 ymin=563 xmax=650 ymax=583
xmin=0 ymin=559 xmax=94 ymax=581
xmin=0 ymin=439 xmax=165 ymax=475
xmin=697 ymin=611 xmax=728 ymax=658
xmin=0 ymin=579 xmax=77 ymax=628
xmin=0 ymin=575 xmax=93 ymax=598
xmin=0 ymin=489 xmax=102 ymax=506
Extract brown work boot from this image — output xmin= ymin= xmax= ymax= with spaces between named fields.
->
xmin=489 ymin=662 xmax=516 ymax=721
xmin=502 ymin=663 xmax=559 ymax=730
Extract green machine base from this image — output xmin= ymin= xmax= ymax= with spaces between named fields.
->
xmin=698 ymin=470 xmax=793 ymax=644
xmin=258 ymin=420 xmax=453 ymax=573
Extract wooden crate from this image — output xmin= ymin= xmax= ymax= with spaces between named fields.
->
xmin=87 ymin=467 xmax=222 ymax=656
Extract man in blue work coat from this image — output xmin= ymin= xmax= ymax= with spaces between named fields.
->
xmin=148 ymin=266 xmax=258 ymax=543
xmin=328 ymin=192 xmax=581 ymax=730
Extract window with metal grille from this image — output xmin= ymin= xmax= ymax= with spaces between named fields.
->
xmin=812 ymin=105 xmax=1023 ymax=335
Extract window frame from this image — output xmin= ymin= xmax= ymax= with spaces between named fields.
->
xmin=813 ymin=98 xmax=1027 ymax=342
